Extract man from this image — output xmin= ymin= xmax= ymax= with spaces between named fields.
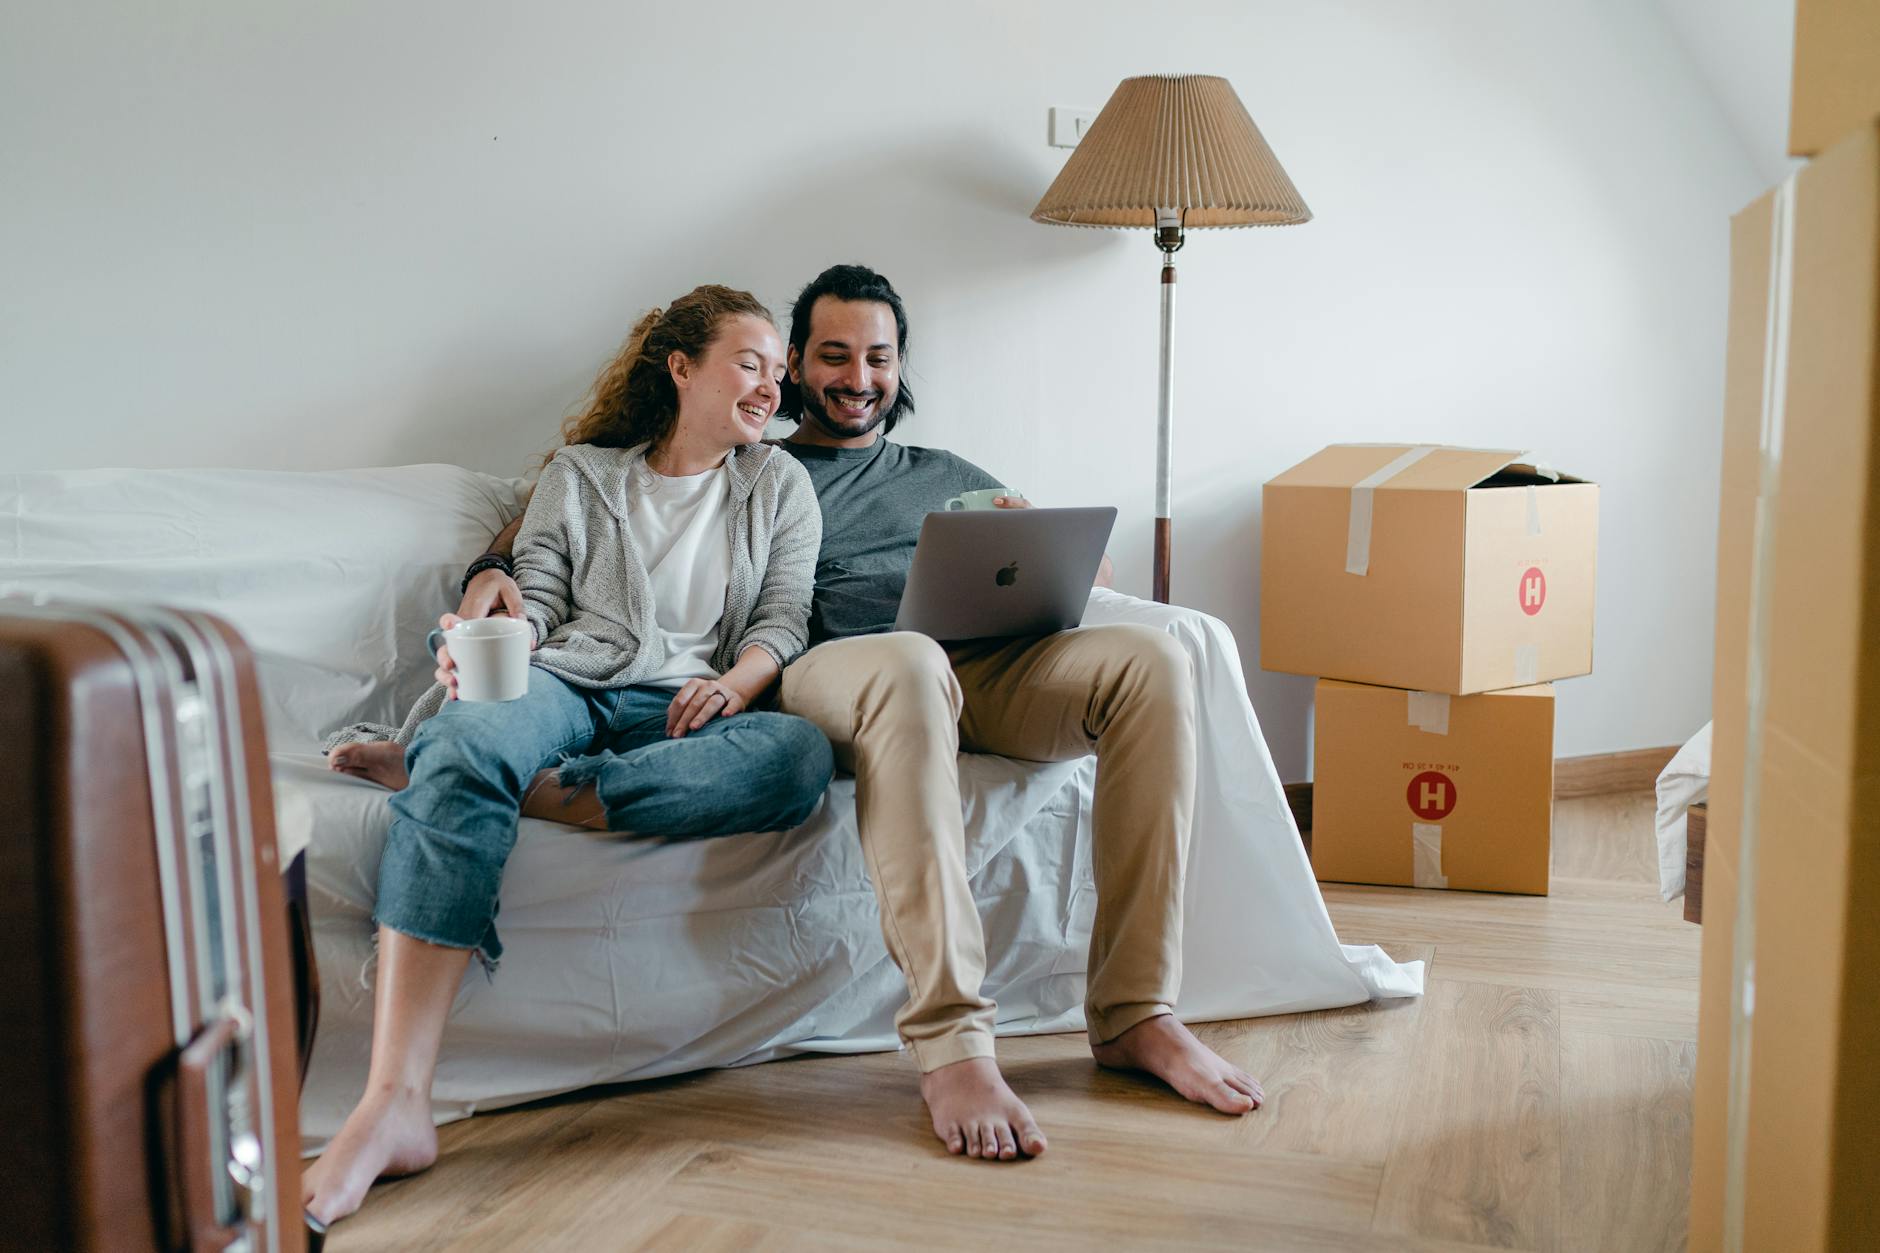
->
xmin=457 ymin=264 xmax=1263 ymax=1160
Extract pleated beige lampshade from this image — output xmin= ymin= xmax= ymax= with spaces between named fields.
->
xmin=1031 ymin=74 xmax=1310 ymax=229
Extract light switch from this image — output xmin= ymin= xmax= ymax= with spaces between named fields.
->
xmin=1048 ymin=107 xmax=1098 ymax=149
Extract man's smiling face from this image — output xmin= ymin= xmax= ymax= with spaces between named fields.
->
xmin=788 ymin=296 xmax=902 ymax=445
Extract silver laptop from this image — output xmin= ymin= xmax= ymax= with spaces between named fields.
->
xmin=893 ymin=506 xmax=1118 ymax=640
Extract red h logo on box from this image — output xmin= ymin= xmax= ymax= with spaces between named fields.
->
xmin=1518 ymin=566 xmax=1547 ymax=617
xmin=1406 ymin=770 xmax=1457 ymax=821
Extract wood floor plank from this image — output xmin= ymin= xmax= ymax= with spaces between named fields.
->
xmin=1198 ymin=943 xmax=1434 ymax=1163
xmin=1560 ymin=1033 xmax=1695 ymax=1253
xmin=1557 ymin=987 xmax=1699 ymax=1043
xmin=655 ymin=1140 xmax=1384 ymax=1250
xmin=336 ymin=1108 xmax=702 ymax=1252
xmin=1373 ymin=980 xmax=1563 ymax=1251
xmin=1549 ymin=793 xmax=1659 ymax=883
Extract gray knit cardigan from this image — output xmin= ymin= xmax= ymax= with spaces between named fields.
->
xmin=325 ymin=440 xmax=821 ymax=748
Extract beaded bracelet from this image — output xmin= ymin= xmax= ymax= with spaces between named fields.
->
xmin=460 ymin=552 xmax=514 ymax=595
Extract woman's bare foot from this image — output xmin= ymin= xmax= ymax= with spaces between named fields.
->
xmin=918 ymin=1056 xmax=1047 ymax=1161
xmin=328 ymin=741 xmax=409 ymax=790
xmin=1091 ymin=1014 xmax=1265 ymax=1114
xmin=301 ymin=1085 xmax=439 ymax=1226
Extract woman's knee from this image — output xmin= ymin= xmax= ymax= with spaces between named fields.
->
xmin=407 ymin=705 xmax=518 ymax=783
xmin=749 ymin=713 xmax=834 ymax=824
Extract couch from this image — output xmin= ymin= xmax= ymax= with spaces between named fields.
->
xmin=0 ymin=461 xmax=1422 ymax=1151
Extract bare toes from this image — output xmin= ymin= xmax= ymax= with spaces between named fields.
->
xmin=995 ymin=1126 xmax=1017 ymax=1160
xmin=1213 ymin=1081 xmax=1255 ymax=1113
xmin=1020 ymin=1123 xmax=1047 ymax=1156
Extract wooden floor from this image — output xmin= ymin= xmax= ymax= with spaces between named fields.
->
xmin=330 ymin=792 xmax=1698 ymax=1252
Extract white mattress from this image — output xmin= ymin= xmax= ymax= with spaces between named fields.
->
xmin=286 ymin=589 xmax=1423 ymax=1150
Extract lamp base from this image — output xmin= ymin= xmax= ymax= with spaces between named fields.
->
xmin=1153 ymin=516 xmax=1172 ymax=604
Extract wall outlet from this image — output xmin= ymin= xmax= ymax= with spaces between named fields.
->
xmin=1048 ymin=107 xmax=1098 ymax=148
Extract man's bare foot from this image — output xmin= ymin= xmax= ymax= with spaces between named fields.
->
xmin=328 ymin=741 xmax=409 ymax=791
xmin=919 ymin=1056 xmax=1047 ymax=1161
xmin=301 ymin=1086 xmax=439 ymax=1225
xmin=1092 ymin=1014 xmax=1264 ymax=1114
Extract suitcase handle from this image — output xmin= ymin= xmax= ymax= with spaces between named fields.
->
xmin=177 ymin=1008 xmax=258 ymax=1252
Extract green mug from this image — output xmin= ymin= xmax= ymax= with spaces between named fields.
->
xmin=944 ymin=487 xmax=1020 ymax=511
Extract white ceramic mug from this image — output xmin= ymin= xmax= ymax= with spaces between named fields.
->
xmin=944 ymin=487 xmax=1021 ymax=511
xmin=426 ymin=617 xmax=531 ymax=702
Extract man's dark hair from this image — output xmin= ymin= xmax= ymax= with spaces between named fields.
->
xmin=777 ymin=263 xmax=916 ymax=434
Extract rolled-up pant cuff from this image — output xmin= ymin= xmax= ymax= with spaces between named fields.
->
xmin=1086 ymin=1002 xmax=1173 ymax=1048
xmin=372 ymin=913 xmax=501 ymax=974
xmin=907 ymin=1029 xmax=997 ymax=1074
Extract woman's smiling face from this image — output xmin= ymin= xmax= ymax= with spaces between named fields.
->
xmin=672 ymin=313 xmax=787 ymax=449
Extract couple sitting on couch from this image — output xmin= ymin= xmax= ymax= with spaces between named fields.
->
xmin=306 ymin=264 xmax=1264 ymax=1225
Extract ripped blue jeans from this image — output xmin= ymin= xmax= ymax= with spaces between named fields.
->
xmin=377 ymin=667 xmax=834 ymax=965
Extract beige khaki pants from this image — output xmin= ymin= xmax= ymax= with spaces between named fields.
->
xmin=781 ymin=625 xmax=1196 ymax=1072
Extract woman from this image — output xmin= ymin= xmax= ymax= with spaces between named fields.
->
xmin=304 ymin=285 xmax=834 ymax=1226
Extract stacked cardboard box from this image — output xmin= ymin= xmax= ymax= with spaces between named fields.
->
xmin=1261 ymin=445 xmax=1599 ymax=895
xmin=1688 ymin=4 xmax=1880 ymax=1244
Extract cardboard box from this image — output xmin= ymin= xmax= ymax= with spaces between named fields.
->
xmin=1261 ymin=445 xmax=1597 ymax=695
xmin=1790 ymin=0 xmax=1880 ymax=157
xmin=1688 ymin=118 xmax=1880 ymax=1253
xmin=1309 ymin=678 xmax=1554 ymax=895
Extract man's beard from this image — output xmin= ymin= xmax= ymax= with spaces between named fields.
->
xmin=800 ymin=384 xmax=895 ymax=441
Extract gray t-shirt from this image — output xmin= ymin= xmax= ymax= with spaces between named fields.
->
xmin=781 ymin=438 xmax=1001 ymax=643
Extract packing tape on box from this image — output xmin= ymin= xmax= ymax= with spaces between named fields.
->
xmin=1412 ymin=823 xmax=1448 ymax=889
xmin=1407 ymin=690 xmax=1450 ymax=735
xmin=1345 ymin=444 xmax=1438 ymax=576
xmin=1516 ymin=451 xmax=1557 ymax=538
xmin=1518 ymin=451 xmax=1561 ymax=483
xmin=1514 ymin=644 xmax=1539 ymax=685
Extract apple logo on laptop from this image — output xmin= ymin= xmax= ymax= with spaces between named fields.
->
xmin=996 ymin=561 xmax=1019 ymax=587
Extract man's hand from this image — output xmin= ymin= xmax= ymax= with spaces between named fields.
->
xmin=665 ymin=676 xmax=748 ymax=738
xmin=992 ymin=495 xmax=1113 ymax=588
xmin=460 ymin=569 xmax=524 ymax=620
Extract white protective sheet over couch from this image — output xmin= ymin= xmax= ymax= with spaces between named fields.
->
xmin=0 ymin=462 xmax=1421 ymax=1153
xmin=286 ymin=589 xmax=1421 ymax=1148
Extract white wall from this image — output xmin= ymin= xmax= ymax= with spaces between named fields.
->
xmin=2 ymin=0 xmax=1766 ymax=779
xmin=1657 ymin=0 xmax=1801 ymax=184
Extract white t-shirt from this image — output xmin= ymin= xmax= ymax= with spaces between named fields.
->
xmin=627 ymin=461 xmax=732 ymax=689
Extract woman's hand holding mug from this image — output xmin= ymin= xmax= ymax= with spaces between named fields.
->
xmin=459 ymin=568 xmax=525 ymax=621
xmin=429 ymin=612 xmax=533 ymax=701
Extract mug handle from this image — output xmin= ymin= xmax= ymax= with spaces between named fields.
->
xmin=945 ymin=497 xmax=964 ymax=511
xmin=425 ymin=627 xmax=449 ymax=660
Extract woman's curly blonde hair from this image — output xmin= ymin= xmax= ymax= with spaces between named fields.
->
xmin=557 ymin=284 xmax=775 ymax=456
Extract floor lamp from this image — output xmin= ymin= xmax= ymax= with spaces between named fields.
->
xmin=1031 ymin=74 xmax=1310 ymax=603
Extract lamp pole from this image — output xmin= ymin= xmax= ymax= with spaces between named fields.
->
xmin=1153 ymin=210 xmax=1183 ymax=604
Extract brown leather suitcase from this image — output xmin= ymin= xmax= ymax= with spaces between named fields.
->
xmin=0 ymin=600 xmax=307 ymax=1252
